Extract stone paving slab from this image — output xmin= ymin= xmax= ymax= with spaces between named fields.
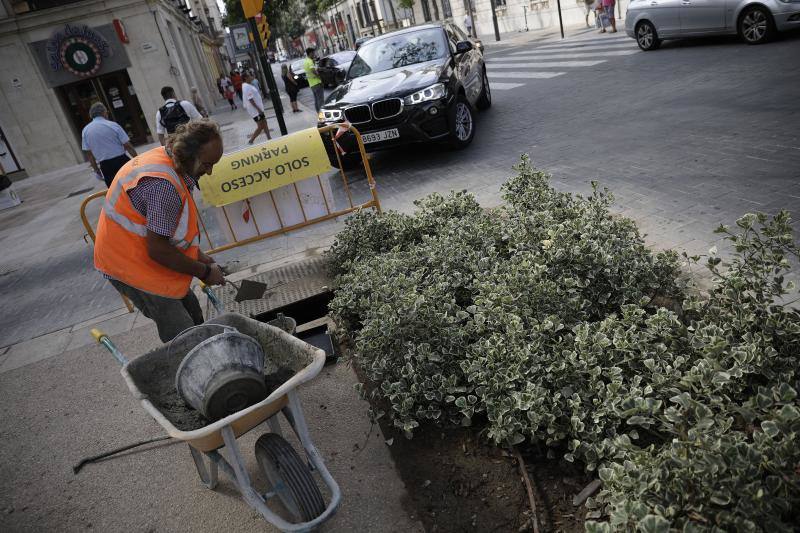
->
xmin=0 ymin=322 xmax=422 ymax=532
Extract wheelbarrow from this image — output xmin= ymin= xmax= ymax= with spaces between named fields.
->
xmin=92 ymin=312 xmax=341 ymax=532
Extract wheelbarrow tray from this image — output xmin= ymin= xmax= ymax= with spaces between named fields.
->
xmin=119 ymin=312 xmax=325 ymax=452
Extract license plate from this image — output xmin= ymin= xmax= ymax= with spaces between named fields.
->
xmin=362 ymin=128 xmax=400 ymax=144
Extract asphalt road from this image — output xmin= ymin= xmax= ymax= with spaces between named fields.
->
xmin=295 ymin=28 xmax=800 ymax=258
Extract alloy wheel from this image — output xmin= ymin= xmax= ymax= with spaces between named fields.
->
xmin=637 ymin=25 xmax=653 ymax=49
xmin=455 ymin=103 xmax=473 ymax=141
xmin=742 ymin=10 xmax=767 ymax=43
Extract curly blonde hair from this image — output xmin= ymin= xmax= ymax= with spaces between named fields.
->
xmin=165 ymin=119 xmax=221 ymax=175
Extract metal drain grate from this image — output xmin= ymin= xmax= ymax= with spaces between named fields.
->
xmin=207 ymin=256 xmax=332 ymax=318
xmin=67 ymin=187 xmax=95 ymax=198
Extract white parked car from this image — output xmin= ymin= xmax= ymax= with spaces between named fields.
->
xmin=625 ymin=0 xmax=800 ymax=50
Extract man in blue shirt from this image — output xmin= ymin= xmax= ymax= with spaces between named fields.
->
xmin=81 ymin=102 xmax=138 ymax=187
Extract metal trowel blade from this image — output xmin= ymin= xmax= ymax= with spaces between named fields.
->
xmin=233 ymin=279 xmax=268 ymax=302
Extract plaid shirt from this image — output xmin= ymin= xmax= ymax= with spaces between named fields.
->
xmin=103 ymin=173 xmax=199 ymax=281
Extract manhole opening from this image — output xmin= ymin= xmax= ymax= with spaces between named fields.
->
xmin=252 ymin=290 xmax=333 ymax=326
xmin=66 ymin=187 xmax=94 ymax=198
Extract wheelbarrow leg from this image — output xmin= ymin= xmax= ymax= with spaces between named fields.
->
xmin=267 ymin=414 xmax=282 ymax=436
xmin=189 ymin=445 xmax=218 ymax=490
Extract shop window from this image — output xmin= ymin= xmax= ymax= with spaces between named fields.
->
xmin=421 ymin=0 xmax=432 ymax=21
xmin=12 ymin=0 xmax=84 ymax=14
xmin=441 ymin=0 xmax=453 ymax=18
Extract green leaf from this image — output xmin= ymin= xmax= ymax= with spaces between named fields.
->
xmin=761 ymin=420 xmax=780 ymax=438
xmin=585 ymin=522 xmax=612 ymax=533
xmin=638 ymin=514 xmax=670 ymax=533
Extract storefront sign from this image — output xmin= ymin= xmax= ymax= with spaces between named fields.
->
xmin=201 ymin=128 xmax=332 ymax=207
xmin=29 ymin=24 xmax=131 ymax=88
xmin=230 ymin=23 xmax=252 ymax=52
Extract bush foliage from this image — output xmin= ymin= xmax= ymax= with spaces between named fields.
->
xmin=326 ymin=157 xmax=800 ymax=531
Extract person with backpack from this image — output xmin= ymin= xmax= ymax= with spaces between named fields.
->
xmin=155 ymin=86 xmax=202 ymax=145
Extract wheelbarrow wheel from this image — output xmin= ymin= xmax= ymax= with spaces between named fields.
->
xmin=255 ymin=433 xmax=325 ymax=522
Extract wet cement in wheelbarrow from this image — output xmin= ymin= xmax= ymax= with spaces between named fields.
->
xmin=135 ymin=355 xmax=296 ymax=431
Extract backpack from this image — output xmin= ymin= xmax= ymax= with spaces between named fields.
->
xmin=159 ymin=101 xmax=190 ymax=134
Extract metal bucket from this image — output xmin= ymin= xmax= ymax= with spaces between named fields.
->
xmin=175 ymin=326 xmax=268 ymax=421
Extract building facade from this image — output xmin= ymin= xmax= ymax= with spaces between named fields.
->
xmin=0 ymin=0 xmax=226 ymax=176
xmin=307 ymin=0 xmax=617 ymax=53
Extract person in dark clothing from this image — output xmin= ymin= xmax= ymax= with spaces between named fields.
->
xmin=281 ymin=63 xmax=301 ymax=113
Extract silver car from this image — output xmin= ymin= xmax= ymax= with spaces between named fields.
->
xmin=625 ymin=0 xmax=800 ymax=50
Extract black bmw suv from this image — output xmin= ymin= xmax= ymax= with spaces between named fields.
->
xmin=318 ymin=23 xmax=491 ymax=165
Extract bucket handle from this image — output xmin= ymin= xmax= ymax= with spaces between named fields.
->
xmin=165 ymin=323 xmax=236 ymax=359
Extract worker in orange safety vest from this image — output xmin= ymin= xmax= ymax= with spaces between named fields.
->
xmin=94 ymin=120 xmax=225 ymax=342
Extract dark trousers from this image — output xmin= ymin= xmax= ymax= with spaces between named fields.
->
xmin=110 ymin=279 xmax=204 ymax=342
xmin=99 ymin=154 xmax=131 ymax=188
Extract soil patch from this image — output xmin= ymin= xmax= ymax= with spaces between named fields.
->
xmin=350 ymin=355 xmax=589 ymax=532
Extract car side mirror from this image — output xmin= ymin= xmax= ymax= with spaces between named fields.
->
xmin=455 ymin=41 xmax=473 ymax=55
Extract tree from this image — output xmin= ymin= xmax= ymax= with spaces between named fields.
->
xmin=221 ymin=0 xmax=306 ymax=42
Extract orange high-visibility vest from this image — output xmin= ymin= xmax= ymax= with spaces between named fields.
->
xmin=94 ymin=147 xmax=200 ymax=298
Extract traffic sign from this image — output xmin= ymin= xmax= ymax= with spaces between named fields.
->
xmin=240 ymin=0 xmax=264 ymax=19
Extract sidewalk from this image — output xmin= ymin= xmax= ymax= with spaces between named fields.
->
xmin=0 ymin=94 xmax=424 ymax=532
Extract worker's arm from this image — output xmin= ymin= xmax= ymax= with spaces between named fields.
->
xmin=124 ymin=142 xmax=138 ymax=158
xmin=197 ymin=250 xmax=214 ymax=265
xmin=158 ymin=133 xmax=166 ymax=146
xmin=84 ymin=151 xmax=100 ymax=174
xmin=146 ymin=231 xmax=224 ymax=285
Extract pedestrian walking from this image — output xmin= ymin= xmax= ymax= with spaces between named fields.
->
xmin=281 ymin=64 xmax=301 ymax=113
xmin=216 ymin=75 xmax=225 ymax=98
xmin=155 ymin=86 xmax=202 ymax=145
xmin=303 ymin=47 xmax=325 ymax=113
xmin=601 ymin=0 xmax=617 ymax=32
xmin=220 ymin=75 xmax=237 ymax=110
xmin=81 ymin=102 xmax=138 ymax=188
xmin=242 ymin=72 xmax=272 ymax=144
xmin=190 ymin=86 xmax=208 ymax=118
xmin=464 ymin=13 xmax=474 ymax=38
xmin=231 ymin=70 xmax=244 ymax=102
xmin=93 ymin=119 xmax=226 ymax=342
xmin=584 ymin=0 xmax=596 ymax=27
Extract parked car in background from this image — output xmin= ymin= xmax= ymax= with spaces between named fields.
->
xmin=626 ymin=0 xmax=800 ymax=50
xmin=318 ymin=23 xmax=491 ymax=167
xmin=278 ymin=52 xmax=288 ymax=62
xmin=317 ymin=51 xmax=357 ymax=88
xmin=289 ymin=58 xmax=309 ymax=88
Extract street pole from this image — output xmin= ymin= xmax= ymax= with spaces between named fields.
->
xmin=247 ymin=17 xmax=288 ymax=135
xmin=523 ymin=5 xmax=528 ymax=31
xmin=490 ymin=0 xmax=501 ymax=41
xmin=555 ymin=0 xmax=565 ymax=38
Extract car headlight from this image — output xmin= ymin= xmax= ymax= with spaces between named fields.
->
xmin=319 ymin=109 xmax=343 ymax=123
xmin=403 ymin=83 xmax=446 ymax=105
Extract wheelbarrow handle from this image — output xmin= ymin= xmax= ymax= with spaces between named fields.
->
xmin=199 ymin=281 xmax=224 ymax=314
xmin=91 ymin=328 xmax=129 ymax=366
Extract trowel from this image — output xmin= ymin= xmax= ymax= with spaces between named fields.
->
xmin=226 ymin=278 xmax=269 ymax=302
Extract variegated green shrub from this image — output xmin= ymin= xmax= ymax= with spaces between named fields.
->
xmin=327 ymin=157 xmax=800 ymax=531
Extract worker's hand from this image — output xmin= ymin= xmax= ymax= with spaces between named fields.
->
xmin=198 ymin=250 xmax=214 ymax=264
xmin=203 ymin=263 xmax=225 ymax=286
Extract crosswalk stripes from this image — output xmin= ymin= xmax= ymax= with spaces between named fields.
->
xmin=485 ymin=32 xmax=639 ymax=91
xmin=484 ymin=71 xmax=566 ymax=79
xmin=493 ymin=50 xmax=639 ymax=60
xmin=489 ymin=82 xmax=526 ymax=90
xmin=488 ymin=60 xmax=606 ymax=68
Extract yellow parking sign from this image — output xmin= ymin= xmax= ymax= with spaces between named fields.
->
xmin=201 ymin=128 xmax=332 ymax=207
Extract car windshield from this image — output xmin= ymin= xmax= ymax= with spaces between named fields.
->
xmin=331 ymin=51 xmax=355 ymax=63
xmin=291 ymin=59 xmax=305 ymax=72
xmin=348 ymin=28 xmax=448 ymax=79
